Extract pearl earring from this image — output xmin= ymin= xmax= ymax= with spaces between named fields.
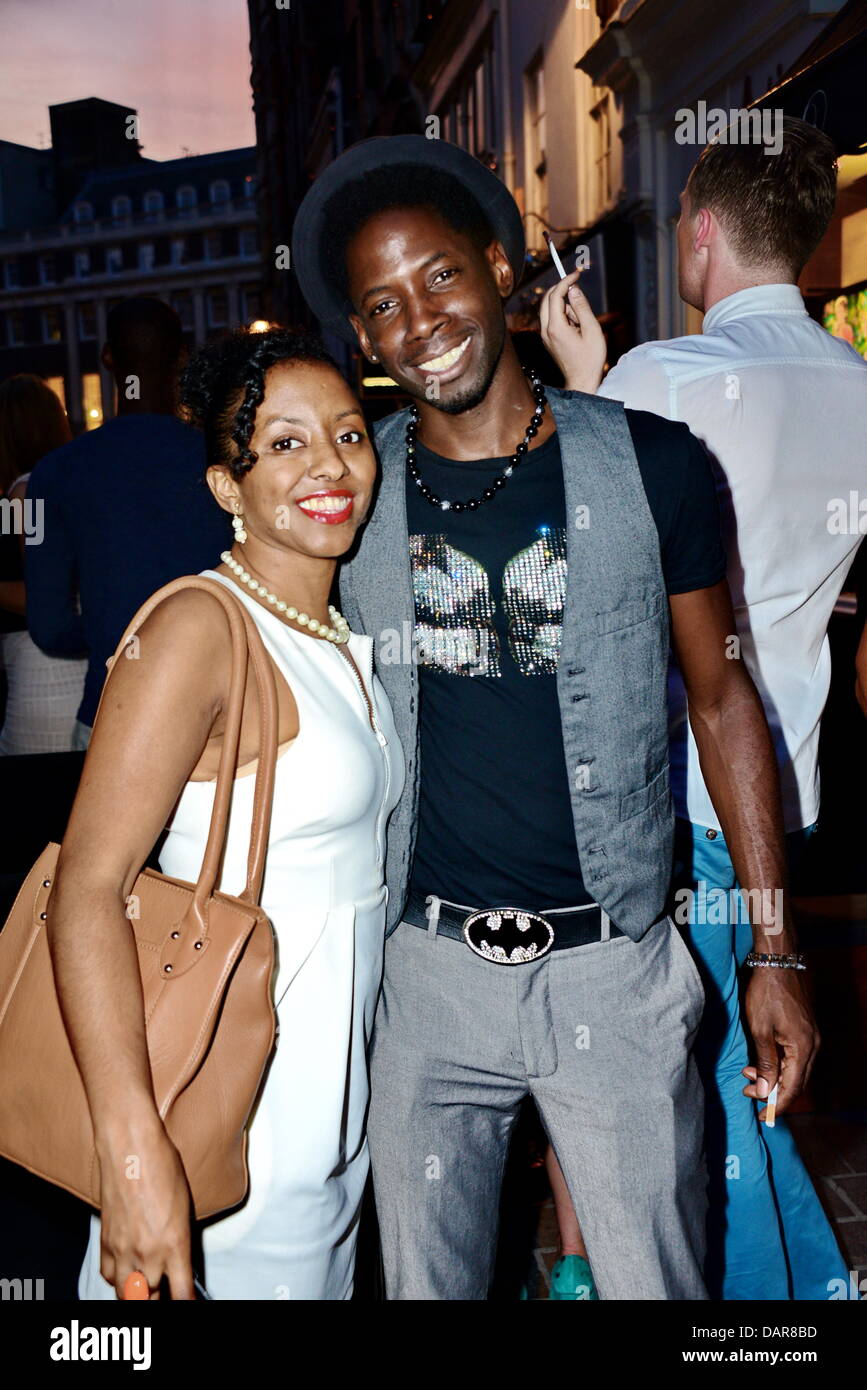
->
xmin=232 ymin=506 xmax=247 ymax=545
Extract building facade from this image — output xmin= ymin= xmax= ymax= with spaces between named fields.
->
xmin=408 ymin=1 xmax=633 ymax=348
xmin=579 ymin=0 xmax=855 ymax=342
xmin=248 ymin=0 xmax=863 ymax=373
xmin=247 ymin=0 xmax=429 ymax=348
xmin=0 ymin=98 xmax=262 ymax=432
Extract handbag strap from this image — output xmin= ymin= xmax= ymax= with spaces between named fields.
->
xmin=92 ymin=574 xmax=278 ymax=924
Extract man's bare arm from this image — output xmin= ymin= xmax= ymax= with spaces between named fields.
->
xmin=669 ymin=580 xmax=819 ymax=1116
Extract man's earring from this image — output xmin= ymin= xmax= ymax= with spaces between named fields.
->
xmin=232 ymin=503 xmax=247 ymax=545
xmin=369 ymin=352 xmax=378 ymax=362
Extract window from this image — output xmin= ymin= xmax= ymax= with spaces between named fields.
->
xmin=176 ymin=185 xmax=197 ymax=211
xmin=82 ymin=373 xmax=103 ymax=431
xmin=242 ymin=285 xmax=262 ymax=322
xmin=207 ymin=290 xmax=227 ymax=327
xmin=524 ymin=53 xmax=548 ymax=249
xmin=42 ymin=308 xmax=62 ymax=342
xmin=209 ymin=179 xmax=231 ymax=207
xmin=239 ymin=228 xmax=258 ymax=259
xmin=111 ymin=195 xmax=132 ymax=224
xmin=204 ymin=231 xmax=222 ymax=262
xmin=172 ymin=292 xmax=194 ymax=330
xmin=436 ymin=36 xmax=497 ymax=164
xmin=39 ymin=254 xmax=56 ymax=286
xmin=77 ymin=303 xmax=97 ymax=339
xmin=3 ymin=260 xmax=20 ymax=289
xmin=138 ymin=242 xmax=155 ymax=271
xmin=45 ymin=377 xmax=66 ymax=411
xmin=7 ymin=312 xmax=25 ymax=346
xmin=170 ymin=237 xmax=186 ymax=267
xmin=106 ymin=247 xmax=124 ymax=276
xmin=143 ymin=190 xmax=164 ymax=219
xmin=244 ymin=175 xmax=256 ymax=200
xmin=73 ymin=201 xmax=93 ymax=225
xmin=74 ymin=250 xmax=90 ymax=279
xmin=591 ymin=93 xmax=613 ymax=210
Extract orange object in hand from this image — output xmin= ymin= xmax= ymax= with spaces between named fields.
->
xmin=123 ymin=1270 xmax=150 ymax=1300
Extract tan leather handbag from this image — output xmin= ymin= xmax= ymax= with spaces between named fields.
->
xmin=0 ymin=574 xmax=279 ymax=1220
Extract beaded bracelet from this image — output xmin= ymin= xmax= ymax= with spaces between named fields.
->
xmin=745 ymin=950 xmax=806 ymax=970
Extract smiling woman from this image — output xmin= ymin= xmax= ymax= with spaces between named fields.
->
xmin=42 ymin=325 xmax=406 ymax=1301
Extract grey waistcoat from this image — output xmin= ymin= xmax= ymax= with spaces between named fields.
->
xmin=338 ymin=387 xmax=674 ymax=943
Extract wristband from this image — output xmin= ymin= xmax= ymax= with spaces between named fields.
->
xmin=745 ymin=950 xmax=806 ymax=970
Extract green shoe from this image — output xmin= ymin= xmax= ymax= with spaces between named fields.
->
xmin=549 ymin=1254 xmax=599 ymax=1300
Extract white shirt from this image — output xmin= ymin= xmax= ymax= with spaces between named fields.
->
xmin=599 ymin=283 xmax=867 ymax=832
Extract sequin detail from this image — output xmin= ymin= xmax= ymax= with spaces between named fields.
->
xmin=503 ymin=529 xmax=567 ymax=674
xmin=409 ymin=529 xmax=568 ymax=677
xmin=409 ymin=534 xmax=500 ymax=676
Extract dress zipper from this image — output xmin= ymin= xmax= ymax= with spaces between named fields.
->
xmin=335 ymin=643 xmax=379 ymax=735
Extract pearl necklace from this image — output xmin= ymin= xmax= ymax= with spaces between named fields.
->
xmin=406 ymin=366 xmax=547 ymax=512
xmin=220 ymin=551 xmax=351 ymax=643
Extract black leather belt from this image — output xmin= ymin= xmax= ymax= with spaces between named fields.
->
xmin=403 ymin=889 xmax=624 ymax=965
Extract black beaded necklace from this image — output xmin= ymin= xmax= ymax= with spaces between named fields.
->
xmin=405 ymin=367 xmax=548 ymax=512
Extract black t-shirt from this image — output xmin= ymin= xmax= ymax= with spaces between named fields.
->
xmin=406 ymin=411 xmax=727 ymax=910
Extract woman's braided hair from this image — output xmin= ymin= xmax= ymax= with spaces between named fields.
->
xmin=180 ymin=327 xmax=338 ymax=480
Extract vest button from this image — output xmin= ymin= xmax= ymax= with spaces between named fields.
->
xmin=706 ymin=828 xmax=718 ymax=840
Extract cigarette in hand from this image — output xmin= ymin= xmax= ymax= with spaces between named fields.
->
xmin=764 ymin=1083 xmax=779 ymax=1127
xmin=543 ymin=230 xmax=582 ymax=328
xmin=543 ymin=229 xmax=567 ymax=279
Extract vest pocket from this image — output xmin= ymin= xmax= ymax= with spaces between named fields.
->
xmin=619 ymin=763 xmax=670 ymax=821
xmin=594 ymin=589 xmax=665 ymax=635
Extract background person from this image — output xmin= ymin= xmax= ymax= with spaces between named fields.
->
xmin=25 ymin=297 xmax=231 ymax=751
xmin=0 ymin=374 xmax=86 ymax=754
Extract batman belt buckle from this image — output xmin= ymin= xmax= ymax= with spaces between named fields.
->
xmin=462 ymin=907 xmax=555 ymax=965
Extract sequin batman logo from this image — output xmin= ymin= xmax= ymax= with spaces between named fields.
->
xmin=462 ymin=907 xmax=555 ymax=964
xmin=409 ymin=530 xmax=566 ymax=676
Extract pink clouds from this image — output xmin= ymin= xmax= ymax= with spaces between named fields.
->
xmin=0 ymin=0 xmax=255 ymax=157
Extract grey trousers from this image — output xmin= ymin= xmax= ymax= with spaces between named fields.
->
xmin=367 ymin=912 xmax=709 ymax=1300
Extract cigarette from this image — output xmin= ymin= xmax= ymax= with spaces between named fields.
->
xmin=543 ymin=230 xmax=567 ymax=279
xmin=764 ymin=1083 xmax=778 ymax=1127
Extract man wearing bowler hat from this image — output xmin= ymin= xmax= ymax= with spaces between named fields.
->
xmin=292 ymin=136 xmax=819 ymax=1300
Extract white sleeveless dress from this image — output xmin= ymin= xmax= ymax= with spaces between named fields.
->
xmin=78 ymin=567 xmax=404 ymax=1300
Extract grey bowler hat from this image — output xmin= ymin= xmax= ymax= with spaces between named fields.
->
xmin=291 ymin=135 xmax=526 ymax=343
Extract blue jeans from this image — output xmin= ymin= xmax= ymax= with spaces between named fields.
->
xmin=673 ymin=819 xmax=847 ymax=1300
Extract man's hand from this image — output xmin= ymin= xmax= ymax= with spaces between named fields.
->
xmin=742 ymin=962 xmax=819 ymax=1119
xmin=540 ymin=270 xmax=607 ymax=393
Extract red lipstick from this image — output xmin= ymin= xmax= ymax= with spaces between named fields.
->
xmin=295 ymin=489 xmax=355 ymax=524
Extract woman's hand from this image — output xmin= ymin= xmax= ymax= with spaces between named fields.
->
xmin=540 ymin=271 xmax=607 ymax=394
xmin=97 ymin=1119 xmax=196 ymax=1300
